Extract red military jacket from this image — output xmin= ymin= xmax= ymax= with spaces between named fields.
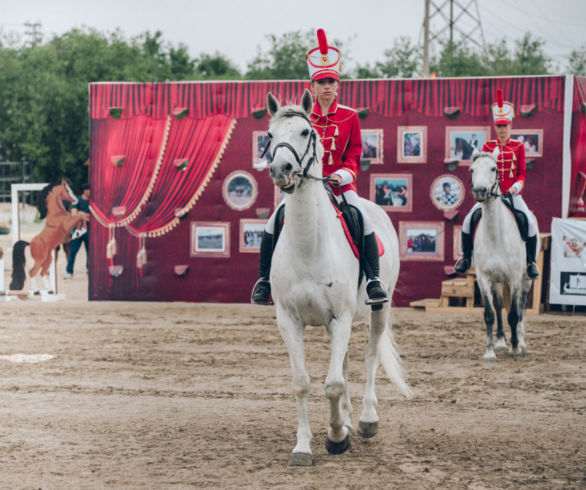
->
xmin=482 ymin=139 xmax=526 ymax=194
xmin=309 ymin=100 xmax=362 ymax=193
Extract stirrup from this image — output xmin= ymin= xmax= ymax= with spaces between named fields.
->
xmin=526 ymin=262 xmax=540 ymax=279
xmin=251 ymin=278 xmax=273 ymax=305
xmin=454 ymin=258 xmax=470 ymax=274
xmin=365 ymin=278 xmax=389 ymax=305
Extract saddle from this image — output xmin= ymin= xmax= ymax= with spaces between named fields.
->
xmin=470 ymin=195 xmax=529 ymax=241
xmin=272 ymin=191 xmax=384 ymax=286
xmin=273 ymin=196 xmax=365 ymax=255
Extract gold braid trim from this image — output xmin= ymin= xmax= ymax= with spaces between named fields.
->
xmin=132 ymin=117 xmax=237 ymax=238
xmin=90 ymin=115 xmax=173 ymax=231
xmin=115 ymin=114 xmax=173 ymax=228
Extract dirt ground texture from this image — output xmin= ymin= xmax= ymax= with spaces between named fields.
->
xmin=0 ymin=235 xmax=584 ymax=488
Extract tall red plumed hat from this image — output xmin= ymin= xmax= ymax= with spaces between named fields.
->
xmin=306 ymin=29 xmax=342 ymax=81
xmin=491 ymin=89 xmax=515 ymax=125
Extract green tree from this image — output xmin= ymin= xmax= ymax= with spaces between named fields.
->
xmin=567 ymin=44 xmax=586 ymax=76
xmin=0 ymin=25 xmax=205 ymax=188
xmin=430 ymin=41 xmax=488 ymax=77
xmin=195 ymin=53 xmax=241 ymax=79
xmin=245 ymin=30 xmax=347 ymax=80
xmin=356 ymin=37 xmax=420 ymax=79
xmin=512 ymin=33 xmax=551 ymax=75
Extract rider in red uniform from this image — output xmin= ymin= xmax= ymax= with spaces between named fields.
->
xmin=251 ymin=29 xmax=388 ymax=305
xmin=454 ymin=89 xmax=540 ymax=279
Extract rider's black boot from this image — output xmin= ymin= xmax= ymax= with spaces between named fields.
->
xmin=526 ymin=234 xmax=540 ymax=279
xmin=251 ymin=232 xmax=274 ymax=305
xmin=362 ymin=232 xmax=389 ymax=305
xmin=454 ymin=231 xmax=473 ymax=274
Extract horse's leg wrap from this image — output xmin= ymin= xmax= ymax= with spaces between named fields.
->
xmin=362 ymin=232 xmax=388 ymax=304
xmin=525 ymin=235 xmax=540 ymax=279
xmin=455 ymin=231 xmax=473 ymax=273
xmin=251 ymin=232 xmax=274 ymax=305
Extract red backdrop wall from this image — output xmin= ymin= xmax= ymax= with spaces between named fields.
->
xmin=88 ymin=76 xmax=569 ymax=304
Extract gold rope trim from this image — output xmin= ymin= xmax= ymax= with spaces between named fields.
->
xmin=130 ymin=117 xmax=237 ymax=238
xmin=116 ymin=114 xmax=172 ymax=227
xmin=89 ymin=114 xmax=172 ymax=232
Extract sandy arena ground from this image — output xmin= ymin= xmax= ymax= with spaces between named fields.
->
xmin=0 ymin=232 xmax=585 ymax=489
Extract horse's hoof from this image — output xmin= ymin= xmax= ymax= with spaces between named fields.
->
xmin=510 ymin=347 xmax=526 ymax=358
xmin=357 ymin=420 xmax=378 ymax=438
xmin=495 ymin=339 xmax=508 ymax=351
xmin=325 ymin=433 xmax=350 ymax=454
xmin=483 ymin=351 xmax=496 ymax=362
xmin=288 ymin=452 xmax=313 ymax=466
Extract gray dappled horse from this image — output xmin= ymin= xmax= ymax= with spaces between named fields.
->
xmin=469 ymin=149 xmax=539 ymax=360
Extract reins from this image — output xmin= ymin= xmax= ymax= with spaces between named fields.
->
xmin=266 ymin=109 xmax=336 ymax=185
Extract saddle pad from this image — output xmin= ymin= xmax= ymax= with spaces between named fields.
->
xmin=470 ymin=200 xmax=529 ymax=242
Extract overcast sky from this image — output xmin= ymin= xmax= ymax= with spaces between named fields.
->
xmin=2 ymin=0 xmax=585 ymax=73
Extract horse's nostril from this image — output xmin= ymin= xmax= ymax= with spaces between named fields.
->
xmin=269 ymin=167 xmax=275 ymax=176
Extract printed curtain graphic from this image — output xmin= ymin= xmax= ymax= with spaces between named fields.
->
xmin=89 ymin=78 xmax=565 ymax=120
xmin=89 ymin=77 xmax=567 ymax=303
xmin=549 ymin=218 xmax=586 ymax=306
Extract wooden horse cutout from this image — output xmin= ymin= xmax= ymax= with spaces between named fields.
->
xmin=10 ymin=180 xmax=88 ymax=293
xmin=469 ymin=149 xmax=539 ymax=360
xmin=265 ymin=89 xmax=412 ymax=466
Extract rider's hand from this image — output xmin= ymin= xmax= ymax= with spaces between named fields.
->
xmin=329 ymin=174 xmax=343 ymax=187
xmin=509 ymin=186 xmax=519 ymax=195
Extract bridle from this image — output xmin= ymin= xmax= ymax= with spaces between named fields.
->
xmin=471 ymin=153 xmax=501 ymax=200
xmin=263 ymin=109 xmax=337 ymax=185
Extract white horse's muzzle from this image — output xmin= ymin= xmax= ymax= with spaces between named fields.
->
xmin=270 ymin=161 xmax=298 ymax=194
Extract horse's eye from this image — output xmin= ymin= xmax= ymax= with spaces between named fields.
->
xmin=492 ymin=167 xmax=497 ymax=172
xmin=469 ymin=168 xmax=474 ymax=174
xmin=301 ymin=129 xmax=309 ymax=137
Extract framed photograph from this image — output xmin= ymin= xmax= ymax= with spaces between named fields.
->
xmin=253 ymin=131 xmax=272 ymax=166
xmin=510 ymin=129 xmax=543 ymax=157
xmin=399 ymin=221 xmax=445 ymax=261
xmin=190 ymin=222 xmax=230 ymax=258
xmin=370 ymin=173 xmax=412 ymax=213
xmin=361 ymin=129 xmax=383 ymax=164
xmin=453 ymin=225 xmax=463 ymax=260
xmin=397 ymin=126 xmax=427 ymax=163
xmin=430 ymin=174 xmax=465 ymax=210
xmin=222 ymin=170 xmax=258 ymax=211
xmin=239 ymin=219 xmax=267 ymax=253
xmin=445 ymin=126 xmax=491 ymax=165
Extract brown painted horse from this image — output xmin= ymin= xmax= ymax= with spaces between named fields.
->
xmin=10 ymin=180 xmax=89 ymax=291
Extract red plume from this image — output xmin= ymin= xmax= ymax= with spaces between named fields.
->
xmin=317 ymin=29 xmax=328 ymax=55
xmin=496 ymin=88 xmax=504 ymax=108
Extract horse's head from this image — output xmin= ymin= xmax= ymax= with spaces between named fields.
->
xmin=56 ymin=179 xmax=78 ymax=204
xmin=265 ymin=89 xmax=323 ymax=194
xmin=469 ymin=147 xmax=500 ymax=202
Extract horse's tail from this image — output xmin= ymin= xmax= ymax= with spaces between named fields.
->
xmin=9 ymin=240 xmax=29 ymax=290
xmin=379 ymin=319 xmax=414 ymax=399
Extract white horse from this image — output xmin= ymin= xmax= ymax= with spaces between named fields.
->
xmin=469 ymin=149 xmax=540 ymax=361
xmin=265 ymin=89 xmax=412 ymax=466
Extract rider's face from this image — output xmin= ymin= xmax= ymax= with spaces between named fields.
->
xmin=311 ymin=78 xmax=339 ymax=104
xmin=495 ymin=124 xmax=511 ymax=142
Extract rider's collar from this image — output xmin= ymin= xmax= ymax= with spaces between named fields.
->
xmin=311 ymin=100 xmax=338 ymax=118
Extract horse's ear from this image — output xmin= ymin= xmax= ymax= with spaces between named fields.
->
xmin=491 ymin=146 xmax=500 ymax=160
xmin=471 ymin=148 xmax=481 ymax=160
xmin=301 ymin=89 xmax=313 ymax=115
xmin=266 ymin=92 xmax=280 ymax=116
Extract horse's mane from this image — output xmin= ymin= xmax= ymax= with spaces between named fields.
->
xmin=472 ymin=151 xmax=496 ymax=162
xmin=37 ymin=183 xmax=59 ymax=219
xmin=273 ymin=106 xmax=311 ymax=124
